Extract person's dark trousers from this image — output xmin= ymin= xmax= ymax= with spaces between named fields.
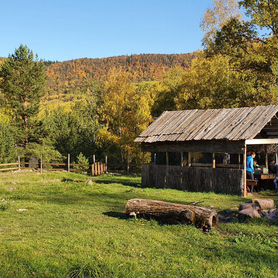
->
xmin=274 ymin=178 xmax=278 ymax=193
xmin=246 ymin=171 xmax=254 ymax=180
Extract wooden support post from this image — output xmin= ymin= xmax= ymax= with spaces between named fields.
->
xmin=91 ymin=164 xmax=94 ymax=176
xmin=243 ymin=146 xmax=247 ymax=197
xmin=265 ymin=146 xmax=268 ymax=169
xmin=180 ymin=152 xmax=184 ymax=185
xmin=92 ymin=155 xmax=96 ymax=176
xmin=153 ymin=152 xmax=157 ymax=165
xmin=97 ymin=162 xmax=100 ymax=176
xmin=238 ymin=154 xmax=241 ymax=169
xmin=67 ymin=154 xmax=70 ymax=172
xmin=165 ymin=152 xmax=169 ymax=187
xmin=105 ymin=155 xmax=108 ymax=173
xmin=18 ymin=156 xmax=21 ymax=170
xmin=188 ymin=152 xmax=191 ymax=167
xmin=212 ymin=153 xmax=216 ymax=169
xmin=40 ymin=155 xmax=43 ymax=174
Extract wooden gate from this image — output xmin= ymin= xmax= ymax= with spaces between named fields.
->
xmin=91 ymin=162 xmax=107 ymax=176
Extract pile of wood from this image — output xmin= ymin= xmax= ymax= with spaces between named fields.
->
xmin=238 ymin=199 xmax=277 ymax=222
xmin=125 ymin=198 xmax=218 ymax=231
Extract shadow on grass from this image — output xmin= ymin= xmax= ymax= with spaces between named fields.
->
xmin=103 ymin=210 xmax=196 ymax=226
xmin=103 ymin=211 xmax=128 ymax=220
xmin=61 ymin=178 xmax=84 ymax=183
xmin=218 ymin=209 xmax=239 ymax=223
xmin=93 ymin=176 xmax=141 ymax=188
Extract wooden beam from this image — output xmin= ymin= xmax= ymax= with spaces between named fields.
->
xmin=180 ymin=152 xmax=184 ymax=167
xmin=105 ymin=155 xmax=108 ymax=173
xmin=166 ymin=152 xmax=169 ymax=166
xmin=245 ymin=138 xmax=278 ymax=145
xmin=141 ymin=140 xmax=245 ymax=154
xmin=67 ymin=154 xmax=70 ymax=172
xmin=243 ymin=145 xmax=247 ymax=197
xmin=165 ymin=152 xmax=169 ymax=187
xmin=265 ymin=146 xmax=268 ymax=169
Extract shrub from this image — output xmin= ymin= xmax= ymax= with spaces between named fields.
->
xmin=74 ymin=153 xmax=89 ymax=174
xmin=0 ymin=199 xmax=10 ymax=211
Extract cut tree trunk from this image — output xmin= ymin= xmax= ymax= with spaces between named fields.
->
xmin=254 ymin=199 xmax=275 ymax=210
xmin=125 ymin=198 xmax=218 ymax=230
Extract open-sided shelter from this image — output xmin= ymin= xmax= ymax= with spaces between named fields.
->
xmin=135 ymin=105 xmax=278 ymax=196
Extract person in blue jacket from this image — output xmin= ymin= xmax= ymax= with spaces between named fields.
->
xmin=274 ymin=165 xmax=278 ymax=193
xmin=246 ymin=151 xmax=256 ymax=180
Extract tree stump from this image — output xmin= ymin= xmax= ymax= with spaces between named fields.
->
xmin=125 ymin=198 xmax=218 ymax=230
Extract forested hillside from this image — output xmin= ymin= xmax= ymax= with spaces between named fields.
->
xmin=45 ymin=53 xmax=196 ymax=102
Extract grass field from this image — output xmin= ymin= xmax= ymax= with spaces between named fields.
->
xmin=0 ymin=171 xmax=277 ymax=278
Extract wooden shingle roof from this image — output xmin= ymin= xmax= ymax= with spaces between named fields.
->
xmin=135 ymin=105 xmax=278 ymax=143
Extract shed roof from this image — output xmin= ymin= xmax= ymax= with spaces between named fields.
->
xmin=135 ymin=105 xmax=278 ymax=143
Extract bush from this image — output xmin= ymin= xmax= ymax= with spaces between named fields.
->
xmin=0 ymin=199 xmax=10 ymax=211
xmin=23 ymin=141 xmax=63 ymax=169
xmin=74 ymin=153 xmax=89 ymax=174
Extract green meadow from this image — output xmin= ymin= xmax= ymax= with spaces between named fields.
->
xmin=0 ymin=172 xmax=277 ymax=278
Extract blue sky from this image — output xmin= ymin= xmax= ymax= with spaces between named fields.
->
xmin=0 ymin=0 xmax=213 ymax=61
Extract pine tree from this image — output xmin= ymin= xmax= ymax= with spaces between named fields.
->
xmin=0 ymin=45 xmax=46 ymax=147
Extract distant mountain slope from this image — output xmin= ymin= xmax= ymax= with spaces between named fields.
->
xmin=1 ymin=53 xmax=197 ymax=104
xmin=46 ymin=53 xmax=196 ymax=96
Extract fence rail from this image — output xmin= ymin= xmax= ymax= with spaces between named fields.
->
xmin=0 ymin=158 xmax=108 ymax=176
xmin=0 ymin=162 xmax=20 ymax=172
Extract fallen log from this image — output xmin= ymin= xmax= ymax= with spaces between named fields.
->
xmin=125 ymin=198 xmax=218 ymax=230
xmin=254 ymin=199 xmax=275 ymax=210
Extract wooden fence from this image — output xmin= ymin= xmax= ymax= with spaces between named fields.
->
xmin=142 ymin=164 xmax=244 ymax=195
xmin=0 ymin=162 xmax=20 ymax=172
xmin=91 ymin=162 xmax=107 ymax=176
xmin=0 ymin=160 xmax=107 ymax=176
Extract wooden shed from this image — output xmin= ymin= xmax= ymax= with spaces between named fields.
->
xmin=135 ymin=105 xmax=278 ymax=196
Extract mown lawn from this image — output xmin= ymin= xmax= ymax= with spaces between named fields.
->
xmin=0 ymin=171 xmax=277 ymax=278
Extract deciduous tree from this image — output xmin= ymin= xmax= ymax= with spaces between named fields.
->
xmin=201 ymin=0 xmax=242 ymax=47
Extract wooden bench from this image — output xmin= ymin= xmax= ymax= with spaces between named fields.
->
xmin=246 ymin=179 xmax=259 ymax=193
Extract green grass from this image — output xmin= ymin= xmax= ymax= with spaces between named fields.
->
xmin=0 ymin=171 xmax=277 ymax=278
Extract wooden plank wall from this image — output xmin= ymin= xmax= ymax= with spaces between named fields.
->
xmin=142 ymin=165 xmax=244 ymax=195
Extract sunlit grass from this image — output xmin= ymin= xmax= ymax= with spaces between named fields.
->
xmin=0 ymin=171 xmax=277 ymax=278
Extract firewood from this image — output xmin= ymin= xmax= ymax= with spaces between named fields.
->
xmin=125 ymin=198 xmax=218 ymax=230
xmin=254 ymin=199 xmax=275 ymax=210
xmin=239 ymin=207 xmax=261 ymax=219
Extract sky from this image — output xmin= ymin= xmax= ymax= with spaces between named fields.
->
xmin=0 ymin=0 xmax=213 ymax=61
